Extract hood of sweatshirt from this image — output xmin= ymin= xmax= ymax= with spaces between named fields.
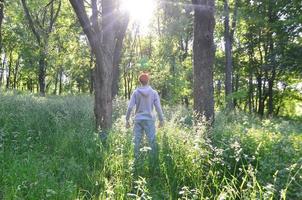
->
xmin=137 ymin=86 xmax=152 ymax=97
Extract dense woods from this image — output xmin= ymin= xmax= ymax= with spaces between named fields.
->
xmin=1 ymin=0 xmax=301 ymax=199
xmin=0 ymin=0 xmax=301 ymax=119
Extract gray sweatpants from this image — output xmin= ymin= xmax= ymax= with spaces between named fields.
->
xmin=133 ymin=120 xmax=156 ymax=159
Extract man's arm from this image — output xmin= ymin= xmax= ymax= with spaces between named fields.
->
xmin=154 ymin=91 xmax=164 ymax=124
xmin=126 ymin=91 xmax=136 ymax=125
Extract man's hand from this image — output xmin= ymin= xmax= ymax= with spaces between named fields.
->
xmin=158 ymin=121 xmax=164 ymax=128
xmin=126 ymin=121 xmax=130 ymax=129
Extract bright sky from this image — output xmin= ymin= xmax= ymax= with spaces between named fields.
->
xmin=120 ymin=0 xmax=156 ymax=34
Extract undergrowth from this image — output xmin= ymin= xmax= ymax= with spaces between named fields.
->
xmin=0 ymin=93 xmax=301 ymax=199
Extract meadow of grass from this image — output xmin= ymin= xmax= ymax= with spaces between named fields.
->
xmin=1 ymin=93 xmax=301 ymax=199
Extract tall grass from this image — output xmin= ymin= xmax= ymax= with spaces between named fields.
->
xmin=1 ymin=93 xmax=301 ymax=199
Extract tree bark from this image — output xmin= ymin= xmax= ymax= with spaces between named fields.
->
xmin=192 ymin=0 xmax=215 ymax=121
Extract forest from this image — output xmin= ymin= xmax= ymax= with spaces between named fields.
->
xmin=1 ymin=0 xmax=301 ymax=199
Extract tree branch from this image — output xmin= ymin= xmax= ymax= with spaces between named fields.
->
xmin=48 ymin=0 xmax=61 ymax=34
xmin=21 ymin=0 xmax=41 ymax=44
xmin=69 ymin=0 xmax=95 ymax=46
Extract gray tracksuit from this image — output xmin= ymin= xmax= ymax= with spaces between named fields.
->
xmin=126 ymin=85 xmax=164 ymax=159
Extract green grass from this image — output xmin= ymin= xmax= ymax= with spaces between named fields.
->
xmin=1 ymin=93 xmax=301 ymax=199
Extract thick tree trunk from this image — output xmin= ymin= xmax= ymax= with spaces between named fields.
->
xmin=70 ymin=0 xmax=128 ymax=131
xmin=93 ymin=0 xmax=114 ymax=130
xmin=192 ymin=0 xmax=215 ymax=121
xmin=94 ymin=55 xmax=113 ymax=130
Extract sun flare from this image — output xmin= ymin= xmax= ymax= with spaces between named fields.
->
xmin=121 ymin=0 xmax=155 ymax=32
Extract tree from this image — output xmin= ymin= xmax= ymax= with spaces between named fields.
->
xmin=69 ymin=0 xmax=129 ymax=130
xmin=21 ymin=0 xmax=61 ymax=96
xmin=192 ymin=0 xmax=215 ymax=121
xmin=223 ymin=0 xmax=239 ymax=110
xmin=0 ymin=0 xmax=4 ymax=87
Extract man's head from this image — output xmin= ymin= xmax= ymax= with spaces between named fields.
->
xmin=138 ymin=72 xmax=149 ymax=85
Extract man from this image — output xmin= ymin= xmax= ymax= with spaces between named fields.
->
xmin=126 ymin=72 xmax=164 ymax=160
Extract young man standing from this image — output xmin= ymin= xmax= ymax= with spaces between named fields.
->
xmin=125 ymin=72 xmax=164 ymax=160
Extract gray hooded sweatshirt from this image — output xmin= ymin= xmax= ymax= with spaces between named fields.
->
xmin=126 ymin=85 xmax=164 ymax=122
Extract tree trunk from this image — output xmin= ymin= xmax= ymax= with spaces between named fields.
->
xmin=217 ymin=79 xmax=222 ymax=106
xmin=248 ymin=71 xmax=253 ymax=113
xmin=38 ymin=51 xmax=46 ymax=96
xmin=267 ymin=0 xmax=276 ymax=116
xmin=257 ymin=75 xmax=265 ymax=116
xmin=70 ymin=0 xmax=128 ymax=131
xmin=6 ymin=51 xmax=12 ymax=90
xmin=0 ymin=54 xmax=6 ymax=88
xmin=112 ymin=15 xmax=129 ymax=98
xmin=192 ymin=0 xmax=215 ymax=121
xmin=233 ymin=73 xmax=239 ymax=108
xmin=224 ymin=0 xmax=233 ymax=109
xmin=0 ymin=0 xmax=4 ymax=86
xmin=13 ymin=54 xmax=20 ymax=89
xmin=59 ymin=68 xmax=63 ymax=95
xmin=94 ymin=54 xmax=113 ymax=130
xmin=267 ymin=69 xmax=275 ymax=115
xmin=89 ymin=51 xmax=94 ymax=94
xmin=53 ymin=71 xmax=58 ymax=95
xmin=123 ymin=67 xmax=127 ymax=99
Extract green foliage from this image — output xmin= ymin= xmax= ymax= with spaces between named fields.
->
xmin=1 ymin=94 xmax=301 ymax=199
